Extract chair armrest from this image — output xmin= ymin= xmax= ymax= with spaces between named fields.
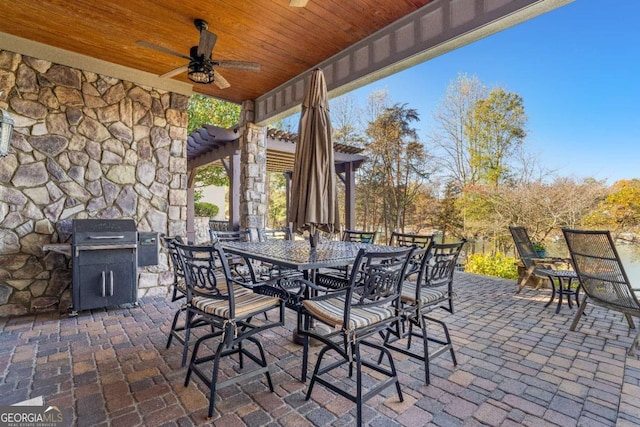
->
xmin=253 ymin=277 xmax=311 ymax=309
xmin=315 ymin=272 xmax=350 ymax=290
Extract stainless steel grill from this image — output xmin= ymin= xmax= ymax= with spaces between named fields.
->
xmin=71 ymin=219 xmax=138 ymax=315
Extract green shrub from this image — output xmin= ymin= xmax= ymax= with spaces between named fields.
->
xmin=464 ymin=252 xmax=518 ymax=279
xmin=194 ymin=202 xmax=219 ymax=218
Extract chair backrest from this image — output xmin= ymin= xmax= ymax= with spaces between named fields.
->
xmin=410 ymin=240 xmax=465 ymax=314
xmin=210 ymin=229 xmax=252 ymax=244
xmin=258 ymin=227 xmax=293 ymax=242
xmin=562 ymin=228 xmax=640 ymax=312
xmin=342 ymin=229 xmax=377 ymax=244
xmin=388 ymin=231 xmax=433 ymax=248
xmin=509 ymin=226 xmax=538 ymax=268
xmin=209 ymin=220 xmax=230 ymax=232
xmin=174 ymin=242 xmax=231 ymax=300
xmin=416 ymin=240 xmax=466 ymax=290
xmin=343 ymin=246 xmax=414 ymax=325
xmin=162 ymin=235 xmax=185 ymax=282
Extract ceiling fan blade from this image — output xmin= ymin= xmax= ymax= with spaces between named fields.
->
xmin=213 ymin=71 xmax=230 ymax=89
xmin=197 ymin=30 xmax=217 ymax=58
xmin=136 ymin=41 xmax=191 ymax=61
xmin=213 ymin=60 xmax=261 ymax=72
xmin=290 ymin=0 xmax=309 ymax=6
xmin=160 ymin=65 xmax=188 ymax=79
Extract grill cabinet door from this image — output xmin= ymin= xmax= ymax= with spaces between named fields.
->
xmin=75 ymin=248 xmax=137 ymax=311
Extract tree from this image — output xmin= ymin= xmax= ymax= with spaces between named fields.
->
xmin=187 ymin=94 xmax=241 ymax=200
xmin=431 ymin=74 xmax=488 ymax=188
xmin=188 ymin=94 xmax=240 ymax=133
xmin=355 ymin=90 xmax=392 ymax=230
xmin=331 ymin=94 xmax=366 ymax=147
xmin=267 ymin=172 xmax=288 ymax=228
xmin=482 ymin=177 xmax=607 ymax=252
xmin=585 ymin=179 xmax=640 ymax=234
xmin=465 ymin=88 xmax=527 ymax=186
xmin=434 ymin=180 xmax=463 ymax=242
xmin=364 ymin=103 xmax=430 ymax=233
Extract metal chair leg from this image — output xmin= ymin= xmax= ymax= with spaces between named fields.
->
xmin=570 ymin=295 xmax=589 ymax=331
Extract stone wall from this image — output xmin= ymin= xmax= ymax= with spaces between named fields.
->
xmin=0 ymin=49 xmax=188 ymax=316
xmin=194 ymin=217 xmax=211 ymax=245
xmin=238 ymin=101 xmax=267 ymax=230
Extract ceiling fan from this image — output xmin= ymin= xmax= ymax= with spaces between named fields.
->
xmin=137 ymin=19 xmax=260 ymax=89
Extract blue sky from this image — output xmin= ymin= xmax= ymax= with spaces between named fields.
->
xmin=338 ymin=0 xmax=640 ymax=185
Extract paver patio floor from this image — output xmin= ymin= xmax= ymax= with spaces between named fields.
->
xmin=1 ymin=272 xmax=639 ymax=426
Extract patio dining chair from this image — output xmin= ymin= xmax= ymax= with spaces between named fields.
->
xmin=298 ymin=246 xmax=414 ymax=426
xmin=562 ymin=228 xmax=640 ymax=356
xmin=342 ymin=229 xmax=377 ymax=244
xmin=323 ymin=229 xmax=379 ymax=278
xmin=388 ymin=231 xmax=433 ymax=248
xmin=209 ymin=228 xmax=252 ymax=243
xmin=509 ymin=226 xmax=573 ymax=293
xmin=209 ymin=229 xmax=257 ymax=280
xmin=208 ymin=219 xmax=230 ymax=232
xmin=175 ymin=241 xmax=285 ymax=419
xmin=383 ymin=240 xmax=465 ymax=384
xmin=256 ymin=227 xmax=302 ymax=280
xmin=163 ymin=235 xmax=186 ymax=303
xmin=388 ymin=231 xmax=434 ymax=278
xmin=163 ymin=234 xmax=207 ymax=366
xmin=258 ymin=227 xmax=293 ymax=241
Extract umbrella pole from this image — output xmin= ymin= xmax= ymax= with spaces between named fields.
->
xmin=309 ymin=225 xmax=319 ymax=248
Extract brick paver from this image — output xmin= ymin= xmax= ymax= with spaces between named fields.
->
xmin=0 ymin=272 xmax=638 ymax=426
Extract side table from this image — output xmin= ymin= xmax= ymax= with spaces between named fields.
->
xmin=537 ymin=268 xmax=579 ymax=313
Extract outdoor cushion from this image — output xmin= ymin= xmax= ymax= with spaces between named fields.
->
xmin=303 ymin=296 xmax=396 ymax=330
xmin=192 ymin=290 xmax=280 ymax=319
xmin=401 ymin=281 xmax=448 ymax=306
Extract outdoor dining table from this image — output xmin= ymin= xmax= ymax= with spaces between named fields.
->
xmin=221 ymin=239 xmax=401 ymax=281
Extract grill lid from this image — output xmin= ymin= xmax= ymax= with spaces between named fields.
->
xmin=73 ymin=219 xmax=137 ymax=246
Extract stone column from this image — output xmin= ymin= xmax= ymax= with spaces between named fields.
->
xmin=238 ymin=100 xmax=267 ymax=232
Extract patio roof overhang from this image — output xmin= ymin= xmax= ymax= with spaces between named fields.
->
xmin=187 ymin=124 xmax=367 ymax=230
xmin=0 ymin=0 xmax=573 ymax=125
xmin=187 ymin=125 xmax=367 ymax=174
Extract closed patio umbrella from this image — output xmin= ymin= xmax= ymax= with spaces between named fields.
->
xmin=290 ymin=69 xmax=339 ymax=247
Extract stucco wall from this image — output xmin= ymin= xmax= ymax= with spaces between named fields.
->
xmin=0 ymin=49 xmax=188 ymax=316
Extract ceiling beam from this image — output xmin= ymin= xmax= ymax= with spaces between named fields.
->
xmin=254 ymin=0 xmax=573 ymax=125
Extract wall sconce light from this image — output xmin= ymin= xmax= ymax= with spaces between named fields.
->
xmin=0 ymin=108 xmax=14 ymax=158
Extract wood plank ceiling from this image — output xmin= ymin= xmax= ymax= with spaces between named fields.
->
xmin=0 ymin=0 xmax=433 ymax=105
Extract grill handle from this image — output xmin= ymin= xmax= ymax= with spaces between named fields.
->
xmin=101 ymin=271 xmax=106 ymax=297
xmin=109 ymin=271 xmax=114 ymax=296
xmin=88 ymin=235 xmax=125 ymax=240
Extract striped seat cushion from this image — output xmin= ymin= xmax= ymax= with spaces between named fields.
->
xmin=302 ymin=296 xmax=396 ymax=330
xmin=192 ymin=290 xmax=280 ymax=319
xmin=401 ymin=281 xmax=448 ymax=306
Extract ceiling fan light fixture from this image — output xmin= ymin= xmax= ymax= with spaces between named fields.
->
xmin=188 ymin=60 xmax=214 ymax=84
xmin=290 ymin=0 xmax=309 ymax=6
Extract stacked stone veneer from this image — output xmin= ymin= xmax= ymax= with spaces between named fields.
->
xmin=0 ymin=49 xmax=188 ymax=316
xmin=238 ymin=101 xmax=267 ymax=230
